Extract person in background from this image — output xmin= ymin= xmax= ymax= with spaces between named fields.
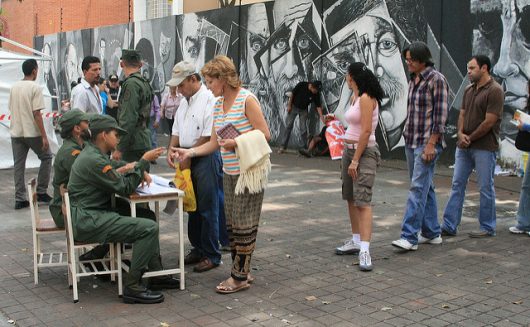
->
xmin=98 ymin=78 xmax=109 ymax=114
xmin=70 ymin=56 xmax=103 ymax=114
xmin=106 ymin=74 xmax=121 ymax=120
xmin=509 ymin=81 xmax=530 ymax=235
xmin=149 ymin=95 xmax=161 ymax=161
xmin=9 ymin=59 xmax=53 ymax=209
xmin=160 ymin=85 xmax=182 ymax=136
xmin=334 ymin=63 xmax=383 ymax=272
xmin=172 ymin=55 xmax=271 ymax=294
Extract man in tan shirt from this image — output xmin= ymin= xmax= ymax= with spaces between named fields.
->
xmin=9 ymin=59 xmax=52 ymax=209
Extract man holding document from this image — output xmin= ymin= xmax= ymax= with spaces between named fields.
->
xmin=166 ymin=61 xmax=222 ymax=273
xmin=441 ymin=55 xmax=504 ymax=238
xmin=68 ymin=115 xmax=179 ymax=304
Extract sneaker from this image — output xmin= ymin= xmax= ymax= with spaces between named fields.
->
xmin=391 ymin=238 xmax=418 ymax=251
xmin=509 ymin=226 xmax=527 ymax=234
xmin=277 ymin=147 xmax=286 ymax=154
xmin=468 ymin=230 xmax=495 ymax=238
xmin=418 ymin=234 xmax=443 ymax=244
xmin=335 ymin=239 xmax=360 ymax=255
xmin=441 ymin=229 xmax=456 ymax=237
xmin=358 ymin=251 xmax=373 ymax=271
xmin=14 ymin=200 xmax=30 ymax=210
xmin=37 ymin=193 xmax=52 ymax=204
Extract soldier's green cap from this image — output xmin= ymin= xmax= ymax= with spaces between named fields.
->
xmin=58 ymin=109 xmax=89 ymax=132
xmin=89 ymin=115 xmax=128 ymax=135
xmin=120 ymin=49 xmax=142 ymax=63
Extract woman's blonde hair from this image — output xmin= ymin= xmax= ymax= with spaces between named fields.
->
xmin=201 ymin=55 xmax=242 ymax=89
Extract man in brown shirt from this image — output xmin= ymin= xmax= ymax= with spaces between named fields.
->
xmin=441 ymin=55 xmax=504 ymax=238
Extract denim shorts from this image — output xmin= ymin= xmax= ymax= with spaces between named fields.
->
xmin=341 ymin=145 xmax=381 ymax=206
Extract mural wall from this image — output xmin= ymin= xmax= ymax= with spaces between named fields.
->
xmin=34 ymin=0 xmax=530 ymax=167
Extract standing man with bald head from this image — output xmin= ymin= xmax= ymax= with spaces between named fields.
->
xmin=113 ymin=49 xmax=154 ymax=162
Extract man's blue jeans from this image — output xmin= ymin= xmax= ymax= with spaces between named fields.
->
xmin=188 ymin=153 xmax=221 ymax=264
xmin=442 ymin=147 xmax=496 ymax=235
xmin=400 ymin=145 xmax=442 ymax=244
xmin=515 ymin=158 xmax=530 ymax=231
xmin=215 ymin=151 xmax=229 ymax=247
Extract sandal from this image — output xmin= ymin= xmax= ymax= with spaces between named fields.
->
xmin=216 ymin=279 xmax=251 ymax=294
xmin=247 ymin=274 xmax=255 ymax=284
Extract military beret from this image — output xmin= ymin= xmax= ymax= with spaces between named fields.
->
xmin=120 ymin=49 xmax=142 ymax=63
xmin=58 ymin=109 xmax=89 ymax=132
xmin=89 ymin=115 xmax=127 ymax=135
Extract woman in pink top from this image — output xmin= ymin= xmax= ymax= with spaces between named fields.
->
xmin=160 ymin=86 xmax=182 ymax=135
xmin=335 ymin=62 xmax=383 ymax=272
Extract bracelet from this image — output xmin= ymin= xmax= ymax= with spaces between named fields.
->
xmin=351 ymin=160 xmax=359 ymax=164
xmin=190 ymin=148 xmax=196 ymax=158
xmin=428 ymin=142 xmax=436 ymax=145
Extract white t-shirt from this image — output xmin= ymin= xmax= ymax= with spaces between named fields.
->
xmin=172 ymin=84 xmax=216 ymax=148
xmin=8 ymin=80 xmax=45 ymax=138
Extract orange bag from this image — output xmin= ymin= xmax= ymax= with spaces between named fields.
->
xmin=173 ymin=163 xmax=196 ymax=212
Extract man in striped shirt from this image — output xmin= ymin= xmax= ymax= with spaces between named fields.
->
xmin=392 ymin=41 xmax=449 ymax=251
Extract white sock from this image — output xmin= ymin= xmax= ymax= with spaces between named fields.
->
xmin=360 ymin=241 xmax=370 ymax=253
xmin=352 ymin=234 xmax=361 ymax=244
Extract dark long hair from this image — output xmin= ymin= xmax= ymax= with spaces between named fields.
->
xmin=347 ymin=62 xmax=384 ymax=103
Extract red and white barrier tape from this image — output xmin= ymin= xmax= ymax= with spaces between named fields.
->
xmin=0 ymin=112 xmax=62 ymax=121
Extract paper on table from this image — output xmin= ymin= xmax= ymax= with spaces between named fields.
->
xmin=136 ymin=174 xmax=180 ymax=195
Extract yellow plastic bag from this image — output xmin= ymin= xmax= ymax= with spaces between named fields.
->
xmin=173 ymin=163 xmax=196 ymax=212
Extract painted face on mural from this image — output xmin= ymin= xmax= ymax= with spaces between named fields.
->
xmin=159 ymin=32 xmax=171 ymax=63
xmin=65 ymin=43 xmax=80 ymax=84
xmin=472 ymin=0 xmax=530 ymax=139
xmin=324 ymin=2 xmax=408 ymax=151
xmin=265 ymin=0 xmax=318 ymax=111
xmin=245 ymin=3 xmax=269 ymax=83
xmin=182 ymin=14 xmax=204 ymax=71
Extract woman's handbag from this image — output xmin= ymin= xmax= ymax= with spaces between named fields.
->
xmin=515 ymin=130 xmax=530 ymax=152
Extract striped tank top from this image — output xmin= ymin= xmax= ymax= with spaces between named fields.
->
xmin=213 ymin=88 xmax=255 ymax=175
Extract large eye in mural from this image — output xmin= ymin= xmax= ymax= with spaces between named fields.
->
xmin=377 ymin=34 xmax=398 ymax=57
xmin=297 ymin=36 xmax=310 ymax=50
xmin=273 ymin=37 xmax=289 ymax=52
xmin=249 ymin=35 xmax=265 ymax=53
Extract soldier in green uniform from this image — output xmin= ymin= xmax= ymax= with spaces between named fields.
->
xmin=49 ymin=109 xmax=90 ymax=228
xmin=68 ymin=115 xmax=178 ymax=304
xmin=112 ymin=49 xmax=153 ymax=163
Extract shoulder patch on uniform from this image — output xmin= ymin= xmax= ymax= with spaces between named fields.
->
xmin=71 ymin=149 xmax=81 ymax=156
xmin=123 ymin=89 xmax=131 ymax=101
xmin=102 ymin=165 xmax=113 ymax=173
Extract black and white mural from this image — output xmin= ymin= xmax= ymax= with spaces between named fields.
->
xmin=93 ymin=23 xmax=133 ymax=81
xmin=34 ymin=0 xmax=530 ymax=167
xmin=471 ymin=0 xmax=530 ymax=166
xmin=57 ymin=29 xmax=93 ymax=100
xmin=34 ymin=34 xmax=60 ymax=110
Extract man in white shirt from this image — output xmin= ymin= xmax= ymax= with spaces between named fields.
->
xmin=9 ymin=59 xmax=53 ymax=209
xmin=70 ymin=56 xmax=103 ymax=114
xmin=166 ymin=61 xmax=222 ymax=272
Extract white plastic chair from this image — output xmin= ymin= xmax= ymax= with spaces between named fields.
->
xmin=27 ymin=178 xmax=67 ymax=285
xmin=63 ymin=190 xmax=123 ymax=303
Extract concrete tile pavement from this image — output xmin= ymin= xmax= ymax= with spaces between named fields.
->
xmin=0 ymin=149 xmax=529 ymax=326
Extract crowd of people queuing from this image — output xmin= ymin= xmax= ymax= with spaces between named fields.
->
xmin=7 ymin=40 xmax=530 ymax=304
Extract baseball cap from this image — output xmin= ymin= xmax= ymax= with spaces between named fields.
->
xmin=166 ymin=61 xmax=196 ymax=87
xmin=108 ymin=74 xmax=119 ymax=81
xmin=89 ymin=115 xmax=127 ymax=135
xmin=58 ymin=109 xmax=89 ymax=132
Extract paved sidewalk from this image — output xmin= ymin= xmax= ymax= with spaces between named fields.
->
xmin=0 ymin=150 xmax=529 ymax=327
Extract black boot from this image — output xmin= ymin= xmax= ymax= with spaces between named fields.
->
xmin=123 ymin=285 xmax=164 ymax=304
xmin=148 ymin=275 xmax=180 ymax=290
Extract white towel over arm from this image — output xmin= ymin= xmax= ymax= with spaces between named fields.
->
xmin=234 ymin=130 xmax=272 ymax=194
